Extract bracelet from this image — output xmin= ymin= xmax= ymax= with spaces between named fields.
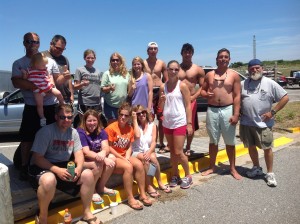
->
xmin=187 ymin=122 xmax=192 ymax=125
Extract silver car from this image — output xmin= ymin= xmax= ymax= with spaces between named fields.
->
xmin=0 ymin=89 xmax=78 ymax=134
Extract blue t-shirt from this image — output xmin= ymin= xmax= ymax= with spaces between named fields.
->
xmin=77 ymin=127 xmax=108 ymax=153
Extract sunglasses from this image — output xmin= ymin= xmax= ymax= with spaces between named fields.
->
xmin=136 ymin=111 xmax=146 ymax=116
xmin=25 ymin=40 xmax=40 ymax=44
xmin=53 ymin=45 xmax=66 ymax=51
xmin=111 ymin=59 xmax=120 ymax=63
xmin=59 ymin=115 xmax=73 ymax=120
xmin=169 ymin=68 xmax=179 ymax=72
xmin=119 ymin=113 xmax=129 ymax=118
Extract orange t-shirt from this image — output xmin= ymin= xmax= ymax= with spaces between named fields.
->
xmin=105 ymin=121 xmax=134 ymax=157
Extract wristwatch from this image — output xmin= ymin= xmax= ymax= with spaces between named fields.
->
xmin=271 ymin=109 xmax=277 ymax=116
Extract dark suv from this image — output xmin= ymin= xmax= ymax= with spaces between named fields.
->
xmin=196 ymin=67 xmax=246 ymax=111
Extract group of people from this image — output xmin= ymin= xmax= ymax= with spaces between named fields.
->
xmin=11 ymin=31 xmax=289 ymax=224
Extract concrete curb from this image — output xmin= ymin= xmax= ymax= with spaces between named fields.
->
xmin=18 ymin=136 xmax=294 ymax=224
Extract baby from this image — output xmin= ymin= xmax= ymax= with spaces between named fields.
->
xmin=23 ymin=52 xmax=64 ymax=126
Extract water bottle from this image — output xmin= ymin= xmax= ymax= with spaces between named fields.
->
xmin=63 ymin=208 xmax=72 ymax=224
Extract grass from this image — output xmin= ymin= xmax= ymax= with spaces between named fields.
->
xmin=274 ymin=101 xmax=300 ymax=129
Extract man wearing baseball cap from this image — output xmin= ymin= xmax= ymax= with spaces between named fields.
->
xmin=239 ymin=59 xmax=289 ymax=187
xmin=144 ymin=42 xmax=169 ymax=153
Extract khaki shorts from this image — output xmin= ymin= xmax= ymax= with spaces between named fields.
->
xmin=239 ymin=124 xmax=273 ymax=149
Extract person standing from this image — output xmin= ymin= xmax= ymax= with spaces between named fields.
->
xmin=144 ymin=42 xmax=169 ymax=153
xmin=74 ymin=49 xmax=102 ymax=115
xmin=200 ymin=48 xmax=242 ymax=180
xmin=42 ymin=34 xmax=74 ymax=104
xmin=240 ymin=59 xmax=289 ymax=187
xmin=28 ymin=104 xmax=102 ymax=224
xmin=101 ymin=52 xmax=130 ymax=124
xmin=159 ymin=60 xmax=193 ymax=189
xmin=11 ymin=32 xmax=71 ymax=180
xmin=128 ymin=56 xmax=153 ymax=110
xmin=178 ymin=43 xmax=205 ymax=156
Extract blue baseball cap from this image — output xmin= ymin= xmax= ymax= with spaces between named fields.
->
xmin=248 ymin=59 xmax=262 ymax=67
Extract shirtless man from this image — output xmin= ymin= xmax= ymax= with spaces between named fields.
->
xmin=178 ymin=43 xmax=205 ymax=156
xmin=200 ymin=48 xmax=242 ymax=180
xmin=144 ymin=42 xmax=168 ymax=153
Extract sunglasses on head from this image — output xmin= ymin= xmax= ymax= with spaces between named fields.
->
xmin=136 ymin=111 xmax=146 ymax=116
xmin=25 ymin=40 xmax=40 ymax=44
xmin=59 ymin=115 xmax=73 ymax=120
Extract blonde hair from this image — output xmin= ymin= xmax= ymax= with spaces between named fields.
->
xmin=109 ymin=52 xmax=128 ymax=77
xmin=30 ymin=52 xmax=48 ymax=68
xmin=131 ymin=56 xmax=145 ymax=81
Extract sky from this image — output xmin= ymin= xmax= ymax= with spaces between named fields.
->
xmin=1 ymin=0 xmax=300 ymax=74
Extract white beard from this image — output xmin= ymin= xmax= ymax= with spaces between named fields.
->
xmin=250 ymin=72 xmax=263 ymax=80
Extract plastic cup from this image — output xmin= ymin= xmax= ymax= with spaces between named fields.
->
xmin=147 ymin=163 xmax=157 ymax=176
xmin=110 ymin=202 xmax=118 ymax=215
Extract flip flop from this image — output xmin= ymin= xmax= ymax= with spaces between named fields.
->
xmin=128 ymin=201 xmax=143 ymax=210
xmin=100 ymin=188 xmax=117 ymax=196
xmin=147 ymin=191 xmax=160 ymax=198
xmin=139 ymin=197 xmax=152 ymax=206
xmin=92 ymin=193 xmax=104 ymax=205
xmin=157 ymin=145 xmax=170 ymax=154
xmin=159 ymin=185 xmax=172 ymax=193
xmin=80 ymin=216 xmax=103 ymax=224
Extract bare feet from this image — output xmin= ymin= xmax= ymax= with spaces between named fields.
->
xmin=231 ymin=170 xmax=242 ymax=180
xmin=201 ymin=168 xmax=215 ymax=176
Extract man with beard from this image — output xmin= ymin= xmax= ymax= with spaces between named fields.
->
xmin=201 ymin=48 xmax=242 ymax=180
xmin=239 ymin=59 xmax=288 ymax=187
xmin=12 ymin=32 xmax=71 ymax=180
xmin=42 ymin=34 xmax=74 ymax=104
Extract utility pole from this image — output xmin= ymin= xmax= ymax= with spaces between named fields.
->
xmin=253 ymin=35 xmax=256 ymax=59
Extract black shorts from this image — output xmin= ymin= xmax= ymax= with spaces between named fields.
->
xmin=28 ymin=161 xmax=80 ymax=197
xmin=19 ymin=104 xmax=57 ymax=142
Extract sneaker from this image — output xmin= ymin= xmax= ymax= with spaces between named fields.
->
xmin=246 ymin=166 xmax=263 ymax=178
xmin=265 ymin=173 xmax=277 ymax=187
xmin=180 ymin=176 xmax=193 ymax=189
xmin=40 ymin=118 xmax=47 ymax=127
xmin=169 ymin=176 xmax=181 ymax=188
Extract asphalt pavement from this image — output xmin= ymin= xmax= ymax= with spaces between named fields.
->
xmin=103 ymin=142 xmax=300 ymax=224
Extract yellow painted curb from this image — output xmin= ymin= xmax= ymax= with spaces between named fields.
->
xmin=287 ymin=127 xmax=300 ymax=133
xmin=19 ymin=136 xmax=294 ymax=223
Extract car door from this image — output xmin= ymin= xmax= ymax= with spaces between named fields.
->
xmin=0 ymin=90 xmax=24 ymax=134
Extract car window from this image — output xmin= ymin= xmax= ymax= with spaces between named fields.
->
xmin=8 ymin=91 xmax=24 ymax=104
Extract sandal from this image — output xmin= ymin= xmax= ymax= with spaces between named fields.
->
xmin=147 ymin=190 xmax=160 ymax=198
xmin=184 ymin=148 xmax=191 ymax=156
xmin=92 ymin=193 xmax=104 ymax=204
xmin=80 ymin=216 xmax=103 ymax=224
xmin=157 ymin=144 xmax=170 ymax=154
xmin=100 ymin=188 xmax=117 ymax=196
xmin=159 ymin=185 xmax=172 ymax=193
xmin=139 ymin=197 xmax=152 ymax=206
xmin=128 ymin=201 xmax=143 ymax=210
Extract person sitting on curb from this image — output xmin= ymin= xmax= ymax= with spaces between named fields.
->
xmin=239 ymin=59 xmax=289 ymax=187
xmin=105 ymin=102 xmax=152 ymax=210
xmin=28 ymin=104 xmax=102 ymax=224
xmin=77 ymin=109 xmax=116 ymax=204
xmin=132 ymin=105 xmax=172 ymax=198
